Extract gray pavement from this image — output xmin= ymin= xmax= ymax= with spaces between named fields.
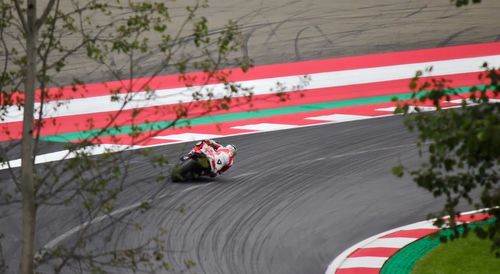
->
xmin=125 ymin=116 xmax=444 ymax=274
xmin=0 ymin=116 xmax=453 ymax=273
xmin=9 ymin=0 xmax=499 ymax=85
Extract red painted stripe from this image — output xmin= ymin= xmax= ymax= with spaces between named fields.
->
xmin=455 ymin=213 xmax=492 ymax=223
xmin=382 ymin=229 xmax=438 ymax=239
xmin=84 ymin=102 xmax=396 ymax=145
xmin=347 ymin=248 xmax=399 ymax=258
xmin=0 ymin=72 xmax=486 ymax=141
xmin=78 ymin=123 xmax=257 ymax=146
xmin=336 ymin=268 xmax=380 ymax=274
xmin=21 ymin=41 xmax=500 ymax=102
xmin=65 ymin=87 xmax=498 ymax=146
xmin=68 ymin=87 xmax=498 ymax=146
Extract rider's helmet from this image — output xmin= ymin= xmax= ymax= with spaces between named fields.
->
xmin=226 ymin=144 xmax=237 ymax=156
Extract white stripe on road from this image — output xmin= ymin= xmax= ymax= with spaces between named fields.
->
xmin=375 ymin=106 xmax=437 ymax=113
xmin=362 ymin=237 xmax=417 ymax=248
xmin=449 ymin=98 xmax=500 ymax=104
xmin=2 ymin=55 xmax=500 ymax=123
xmin=0 ymin=144 xmax=142 ymax=170
xmin=305 ymin=114 xmax=371 ymax=122
xmin=338 ymin=257 xmax=388 ymax=268
xmin=154 ymin=132 xmax=223 ymax=141
xmin=376 ymin=98 xmax=500 ymax=113
xmin=231 ymin=123 xmax=298 ymax=131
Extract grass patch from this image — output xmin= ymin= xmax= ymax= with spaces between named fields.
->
xmin=412 ymin=233 xmax=500 ymax=274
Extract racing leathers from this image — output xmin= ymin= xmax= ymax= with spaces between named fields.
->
xmin=197 ymin=139 xmax=235 ymax=177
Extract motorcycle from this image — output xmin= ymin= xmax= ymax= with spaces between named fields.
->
xmin=171 ymin=140 xmax=214 ymax=182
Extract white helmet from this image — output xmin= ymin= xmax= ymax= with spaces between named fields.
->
xmin=226 ymin=144 xmax=237 ymax=156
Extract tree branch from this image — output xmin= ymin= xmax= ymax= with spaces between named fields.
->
xmin=13 ymin=0 xmax=27 ymax=32
xmin=35 ymin=0 xmax=58 ymax=31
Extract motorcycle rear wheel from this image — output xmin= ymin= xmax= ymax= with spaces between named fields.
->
xmin=171 ymin=158 xmax=199 ymax=182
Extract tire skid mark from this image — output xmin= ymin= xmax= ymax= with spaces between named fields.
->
xmin=100 ymin=116 xmax=432 ymax=273
xmin=37 ymin=182 xmax=212 ymax=260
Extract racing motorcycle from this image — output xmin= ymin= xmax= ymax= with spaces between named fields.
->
xmin=171 ymin=141 xmax=213 ymax=182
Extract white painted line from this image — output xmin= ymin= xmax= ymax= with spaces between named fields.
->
xmin=375 ymin=106 xmax=436 ymax=113
xmin=305 ymin=114 xmax=371 ymax=122
xmin=0 ymin=144 xmax=141 ymax=170
xmin=154 ymin=132 xmax=223 ymax=141
xmin=449 ymin=99 xmax=467 ymax=104
xmin=400 ymin=222 xmax=439 ymax=230
xmin=338 ymin=257 xmax=388 ymax=268
xmin=3 ymin=55 xmax=500 ymax=123
xmin=449 ymin=98 xmax=500 ymax=105
xmin=375 ymin=107 xmax=398 ymax=112
xmin=231 ymin=123 xmax=298 ymax=131
xmin=363 ymin=237 xmax=417 ymax=248
xmin=377 ymin=98 xmax=499 ymax=114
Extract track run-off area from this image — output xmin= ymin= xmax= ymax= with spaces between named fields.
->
xmin=1 ymin=1 xmax=500 ymax=273
xmin=1 ymin=42 xmax=500 ymax=168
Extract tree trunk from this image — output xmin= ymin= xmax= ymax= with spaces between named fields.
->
xmin=20 ymin=0 xmax=37 ymax=273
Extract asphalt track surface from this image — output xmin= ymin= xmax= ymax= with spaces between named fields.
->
xmin=43 ymin=0 xmax=500 ymax=84
xmin=127 ymin=117 xmax=441 ymax=274
xmin=2 ymin=0 xmax=500 ymax=273
xmin=0 ymin=117 xmax=470 ymax=274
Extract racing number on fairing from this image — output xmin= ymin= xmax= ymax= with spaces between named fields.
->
xmin=217 ymin=159 xmax=222 ymax=165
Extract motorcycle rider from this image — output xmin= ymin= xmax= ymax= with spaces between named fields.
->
xmin=196 ymin=139 xmax=237 ymax=177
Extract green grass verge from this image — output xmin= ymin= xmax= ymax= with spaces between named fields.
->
xmin=412 ymin=233 xmax=500 ymax=274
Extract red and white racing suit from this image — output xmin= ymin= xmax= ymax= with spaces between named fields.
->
xmin=199 ymin=140 xmax=234 ymax=176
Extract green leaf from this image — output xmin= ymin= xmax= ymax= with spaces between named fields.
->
xmin=392 ymin=165 xmax=405 ymax=177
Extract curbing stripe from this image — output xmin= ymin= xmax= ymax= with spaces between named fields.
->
xmin=325 ymin=210 xmax=493 ymax=274
xmin=0 ymin=71 xmax=483 ymax=141
xmin=363 ymin=238 xmax=417 ymax=249
xmin=0 ymin=70 xmax=483 ymax=141
xmin=339 ymin=257 xmax=388 ymax=268
xmin=4 ymin=54 xmax=498 ymax=123
xmin=348 ymin=248 xmax=400 ymax=258
xmin=36 ymin=86 xmax=484 ymax=142
xmin=454 ymin=213 xmax=491 ymax=223
xmin=381 ymin=229 xmax=438 ymax=239
xmin=380 ymin=217 xmax=496 ymax=274
xmin=336 ymin=268 xmax=380 ymax=274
